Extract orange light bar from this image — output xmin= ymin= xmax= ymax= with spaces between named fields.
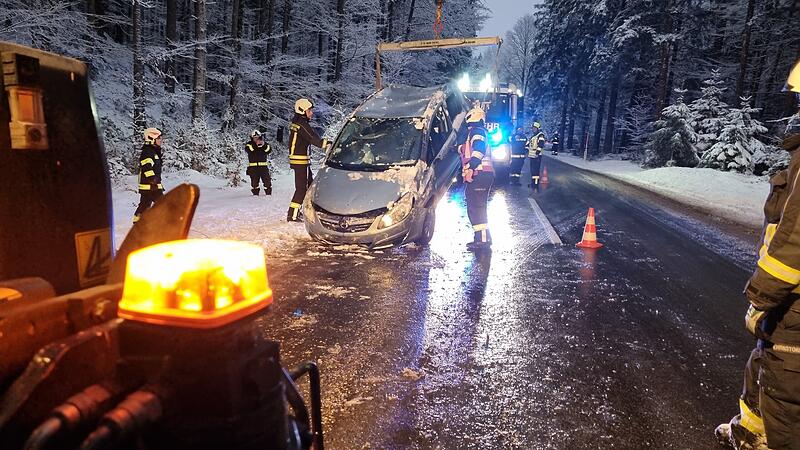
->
xmin=118 ymin=240 xmax=272 ymax=329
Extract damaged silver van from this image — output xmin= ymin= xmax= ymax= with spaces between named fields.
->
xmin=303 ymin=84 xmax=467 ymax=248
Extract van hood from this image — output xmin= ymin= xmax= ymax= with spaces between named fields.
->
xmin=312 ymin=163 xmax=423 ymax=215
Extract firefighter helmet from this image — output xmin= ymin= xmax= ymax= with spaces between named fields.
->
xmin=466 ymin=107 xmax=486 ymax=124
xmin=533 ymin=122 xmax=541 ymax=129
xmin=295 ymin=98 xmax=314 ymax=115
xmin=143 ymin=127 xmax=162 ymax=145
xmin=251 ymin=129 xmax=262 ymax=139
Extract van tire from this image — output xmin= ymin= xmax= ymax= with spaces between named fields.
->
xmin=417 ymin=209 xmax=436 ymax=245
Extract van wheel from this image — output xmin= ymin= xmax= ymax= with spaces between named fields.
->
xmin=417 ymin=209 xmax=436 ymax=245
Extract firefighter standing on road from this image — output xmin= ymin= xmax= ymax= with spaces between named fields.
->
xmin=245 ymin=129 xmax=272 ymax=196
xmin=528 ymin=122 xmax=546 ymax=190
xmin=287 ymin=98 xmax=328 ymax=222
xmin=133 ymin=127 xmax=164 ymax=223
xmin=510 ymin=126 xmax=528 ymax=184
xmin=716 ymin=64 xmax=800 ymax=450
xmin=551 ymin=131 xmax=561 ymax=156
xmin=460 ymin=107 xmax=495 ymax=251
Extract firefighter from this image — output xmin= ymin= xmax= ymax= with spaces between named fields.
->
xmin=287 ymin=98 xmax=328 ymax=222
xmin=245 ymin=129 xmax=272 ymax=196
xmin=460 ymin=107 xmax=495 ymax=251
xmin=551 ymin=131 xmax=561 ymax=156
xmin=133 ymin=127 xmax=164 ymax=223
xmin=509 ymin=126 xmax=528 ymax=184
xmin=715 ymin=64 xmax=800 ymax=450
xmin=527 ymin=122 xmax=546 ymax=190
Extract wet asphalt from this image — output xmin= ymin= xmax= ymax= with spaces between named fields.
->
xmin=258 ymin=156 xmax=762 ymax=449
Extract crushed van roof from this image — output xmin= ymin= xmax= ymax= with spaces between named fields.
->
xmin=355 ymin=85 xmax=444 ymax=118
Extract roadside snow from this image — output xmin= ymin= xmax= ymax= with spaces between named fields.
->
xmin=556 ymin=155 xmax=769 ymax=228
xmin=112 ymin=169 xmax=312 ymax=256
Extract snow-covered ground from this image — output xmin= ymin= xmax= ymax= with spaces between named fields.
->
xmin=555 ymin=154 xmax=769 ymax=229
xmin=112 ymin=169 xmax=312 ymax=257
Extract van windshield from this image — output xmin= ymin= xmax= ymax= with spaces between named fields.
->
xmin=327 ymin=117 xmax=422 ymax=169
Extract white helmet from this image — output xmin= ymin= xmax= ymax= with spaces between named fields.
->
xmin=143 ymin=127 xmax=162 ymax=144
xmin=465 ymin=107 xmax=486 ymax=124
xmin=295 ymin=98 xmax=314 ymax=115
xmin=251 ymin=129 xmax=262 ymax=139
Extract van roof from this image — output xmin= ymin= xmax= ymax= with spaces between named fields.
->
xmin=355 ymin=85 xmax=444 ymax=119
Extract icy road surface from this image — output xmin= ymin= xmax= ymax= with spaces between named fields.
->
xmin=113 ymin=158 xmax=760 ymax=448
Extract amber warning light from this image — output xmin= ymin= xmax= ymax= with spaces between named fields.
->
xmin=118 ymin=240 xmax=272 ymax=328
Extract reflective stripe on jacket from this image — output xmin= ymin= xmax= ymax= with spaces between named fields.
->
xmin=288 ymin=115 xmax=327 ymax=166
xmin=460 ymin=127 xmax=493 ymax=172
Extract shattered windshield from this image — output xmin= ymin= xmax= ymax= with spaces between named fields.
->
xmin=327 ymin=117 xmax=422 ymax=168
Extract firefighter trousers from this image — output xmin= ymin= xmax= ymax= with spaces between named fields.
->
xmin=288 ymin=164 xmax=313 ymax=221
xmin=726 ymin=344 xmax=800 ymax=449
xmin=510 ymin=155 xmax=526 ymax=182
xmin=248 ymin=166 xmax=272 ymax=195
xmin=465 ymin=171 xmax=494 ymax=243
xmin=133 ymin=190 xmax=163 ymax=222
xmin=529 ymin=156 xmax=542 ymax=187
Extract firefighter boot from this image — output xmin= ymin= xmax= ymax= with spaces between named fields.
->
xmin=252 ymin=188 xmax=260 ymax=196
xmin=715 ymin=416 xmax=769 ymax=450
xmin=467 ymin=229 xmax=492 ymax=251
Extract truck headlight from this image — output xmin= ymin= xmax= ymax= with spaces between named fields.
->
xmin=118 ymin=239 xmax=272 ymax=329
xmin=378 ymin=193 xmax=414 ymax=229
xmin=492 ymin=144 xmax=510 ymax=161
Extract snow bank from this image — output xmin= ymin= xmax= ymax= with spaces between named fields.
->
xmin=112 ymin=169 xmax=312 ymax=256
xmin=557 ymin=155 xmax=769 ymax=228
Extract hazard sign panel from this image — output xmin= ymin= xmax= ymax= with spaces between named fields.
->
xmin=74 ymin=228 xmax=112 ymax=288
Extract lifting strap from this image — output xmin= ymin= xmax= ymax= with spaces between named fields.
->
xmin=433 ymin=0 xmax=444 ymax=39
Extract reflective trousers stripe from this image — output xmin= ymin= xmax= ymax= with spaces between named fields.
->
xmin=248 ymin=162 xmax=269 ymax=166
xmin=739 ymin=398 xmax=765 ymax=435
xmin=473 ymin=223 xmax=488 ymax=232
xmin=290 ymin=202 xmax=301 ymax=209
xmin=139 ymin=183 xmax=163 ymax=190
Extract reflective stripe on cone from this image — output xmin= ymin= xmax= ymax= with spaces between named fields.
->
xmin=576 ymin=207 xmax=603 ymax=249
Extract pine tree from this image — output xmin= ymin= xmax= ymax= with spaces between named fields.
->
xmin=689 ymin=70 xmax=729 ymax=156
xmin=643 ymin=92 xmax=699 ymax=168
xmin=699 ymin=97 xmax=768 ymax=173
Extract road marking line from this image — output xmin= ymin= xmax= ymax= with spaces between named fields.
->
xmin=528 ymin=197 xmax=563 ymax=245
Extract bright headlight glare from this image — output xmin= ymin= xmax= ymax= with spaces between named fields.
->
xmin=492 ymin=144 xmax=509 ymax=160
xmin=378 ymin=193 xmax=414 ymax=230
xmin=457 ymin=73 xmax=471 ymax=92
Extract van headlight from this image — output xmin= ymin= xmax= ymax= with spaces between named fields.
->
xmin=492 ymin=144 xmax=510 ymax=161
xmin=377 ymin=193 xmax=414 ymax=229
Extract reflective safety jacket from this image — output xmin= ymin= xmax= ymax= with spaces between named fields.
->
xmin=460 ymin=126 xmax=493 ymax=172
xmin=137 ymin=143 xmax=163 ymax=193
xmin=527 ymin=131 xmax=545 ymax=158
xmin=552 ymin=134 xmax=561 ymax=151
xmin=512 ymin=131 xmax=528 ymax=157
xmin=748 ymin=149 xmax=800 ymax=346
xmin=288 ymin=114 xmax=328 ymax=167
xmin=245 ymin=141 xmax=272 ymax=166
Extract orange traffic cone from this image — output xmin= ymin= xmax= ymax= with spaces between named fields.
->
xmin=541 ymin=167 xmax=550 ymax=184
xmin=576 ymin=208 xmax=603 ymax=249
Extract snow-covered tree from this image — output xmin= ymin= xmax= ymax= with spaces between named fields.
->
xmin=699 ymin=97 xmax=769 ymax=173
xmin=616 ymin=93 xmax=653 ymax=159
xmin=689 ymin=70 xmax=729 ymax=156
xmin=643 ymin=92 xmax=699 ymax=168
